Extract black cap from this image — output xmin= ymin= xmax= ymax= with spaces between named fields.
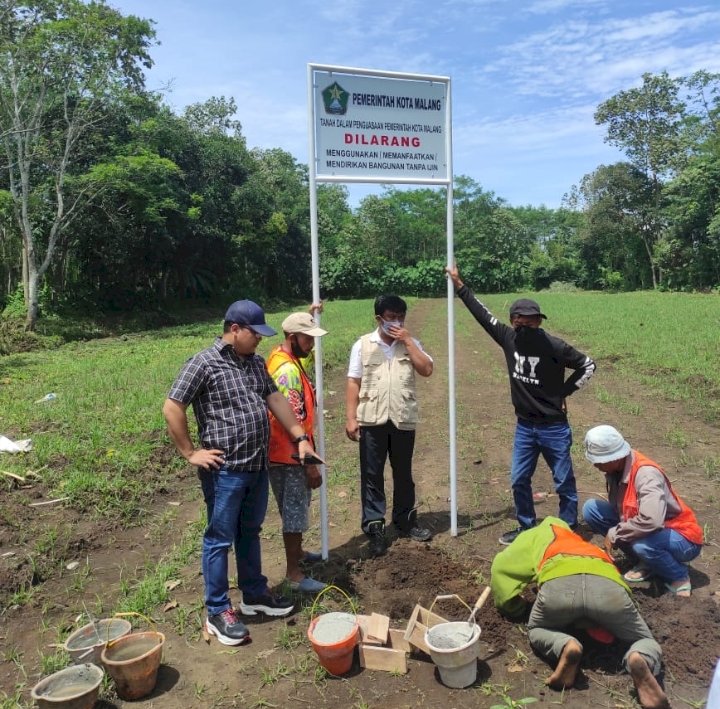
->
xmin=509 ymin=298 xmax=547 ymax=319
xmin=224 ymin=300 xmax=277 ymax=336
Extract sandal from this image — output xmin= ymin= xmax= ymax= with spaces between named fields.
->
xmin=623 ymin=565 xmax=651 ymax=583
xmin=664 ymin=580 xmax=691 ymax=597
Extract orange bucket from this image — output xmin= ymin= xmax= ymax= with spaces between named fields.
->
xmin=307 ymin=612 xmax=359 ymax=675
xmin=100 ymin=631 xmax=164 ymax=700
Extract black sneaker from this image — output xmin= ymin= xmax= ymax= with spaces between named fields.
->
xmin=206 ymin=608 xmax=250 ymax=645
xmin=240 ymin=592 xmax=294 ymax=617
xmin=499 ymin=527 xmax=527 ymax=546
xmin=399 ymin=525 xmax=432 ymax=542
xmin=367 ymin=520 xmax=387 ymax=557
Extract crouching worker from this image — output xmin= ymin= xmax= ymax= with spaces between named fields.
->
xmin=583 ymin=424 xmax=703 ymax=597
xmin=490 ymin=517 xmax=669 ymax=709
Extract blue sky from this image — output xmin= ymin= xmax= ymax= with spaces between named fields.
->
xmin=110 ymin=0 xmax=720 ymax=208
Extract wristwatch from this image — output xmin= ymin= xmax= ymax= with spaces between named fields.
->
xmin=294 ymin=434 xmax=310 ymax=443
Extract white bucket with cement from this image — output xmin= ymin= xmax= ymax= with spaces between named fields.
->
xmin=425 ymin=621 xmax=481 ymax=688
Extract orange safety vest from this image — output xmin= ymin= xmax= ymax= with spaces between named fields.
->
xmin=622 ymin=451 xmax=703 ymax=545
xmin=267 ymin=347 xmax=316 ymax=465
xmin=539 ymin=523 xmax=616 ymax=570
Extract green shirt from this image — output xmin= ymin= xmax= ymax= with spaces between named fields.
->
xmin=490 ymin=517 xmax=629 ymax=617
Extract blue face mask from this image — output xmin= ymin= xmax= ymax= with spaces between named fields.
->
xmin=380 ymin=320 xmax=403 ymax=336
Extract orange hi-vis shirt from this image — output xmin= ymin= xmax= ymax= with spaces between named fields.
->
xmin=267 ymin=346 xmax=316 ymax=465
xmin=623 ymin=451 xmax=703 ymax=545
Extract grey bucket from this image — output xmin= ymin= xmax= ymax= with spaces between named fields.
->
xmin=425 ymin=621 xmax=481 ymax=688
xmin=30 ymin=663 xmax=104 ymax=709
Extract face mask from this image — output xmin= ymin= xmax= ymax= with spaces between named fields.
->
xmin=514 ymin=325 xmax=540 ymax=349
xmin=380 ymin=320 xmax=402 ymax=336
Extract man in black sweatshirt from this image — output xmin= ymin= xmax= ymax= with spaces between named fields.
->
xmin=446 ymin=266 xmax=596 ymax=545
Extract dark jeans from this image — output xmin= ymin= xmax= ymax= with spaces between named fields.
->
xmin=198 ymin=466 xmax=269 ymax=615
xmin=359 ymin=421 xmax=416 ymax=534
xmin=511 ymin=420 xmax=578 ymax=529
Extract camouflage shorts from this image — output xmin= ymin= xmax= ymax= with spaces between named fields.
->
xmin=268 ymin=465 xmax=312 ymax=534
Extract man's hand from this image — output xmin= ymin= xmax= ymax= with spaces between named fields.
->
xmin=305 ymin=464 xmax=323 ymax=489
xmin=385 ymin=323 xmax=411 ymax=344
xmin=346 ymin=418 xmax=360 ymax=441
xmin=445 ymin=263 xmax=464 ymax=290
xmin=188 ymin=448 xmax=225 ymax=470
xmin=603 ymin=534 xmax=615 ymax=557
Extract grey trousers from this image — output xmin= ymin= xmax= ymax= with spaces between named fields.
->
xmin=527 ymin=574 xmax=663 ymax=675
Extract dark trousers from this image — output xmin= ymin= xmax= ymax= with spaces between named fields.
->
xmin=359 ymin=421 xmax=416 ymax=534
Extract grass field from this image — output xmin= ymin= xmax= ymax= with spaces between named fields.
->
xmin=1 ymin=291 xmax=718 ymax=518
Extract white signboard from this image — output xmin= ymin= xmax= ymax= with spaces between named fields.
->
xmin=312 ymin=69 xmax=449 ymax=183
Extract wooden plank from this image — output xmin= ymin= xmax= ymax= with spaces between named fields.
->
xmin=407 ymin=621 xmax=430 ymax=654
xmin=418 ymin=607 xmax=447 ymax=628
xmin=367 ymin=612 xmax=390 ymax=644
xmin=388 ymin=628 xmax=411 ymax=653
xmin=403 ymin=604 xmax=448 ymax=654
xmin=403 ymin=604 xmax=422 ymax=643
xmin=356 ymin=615 xmax=383 ymax=645
xmin=359 ymin=644 xmax=408 ymax=673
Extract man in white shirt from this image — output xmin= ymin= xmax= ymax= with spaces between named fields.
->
xmin=345 ymin=295 xmax=433 ymax=556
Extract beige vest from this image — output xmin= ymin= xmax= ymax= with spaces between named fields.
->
xmin=356 ymin=334 xmax=418 ymax=430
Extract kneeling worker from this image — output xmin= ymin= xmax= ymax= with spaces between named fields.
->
xmin=582 ymin=424 xmax=703 ymax=597
xmin=490 ymin=517 xmax=669 ymax=709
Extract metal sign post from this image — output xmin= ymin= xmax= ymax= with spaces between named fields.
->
xmin=307 ymin=64 xmax=457 ymax=558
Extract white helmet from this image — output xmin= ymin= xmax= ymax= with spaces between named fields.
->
xmin=584 ymin=425 xmax=631 ymax=464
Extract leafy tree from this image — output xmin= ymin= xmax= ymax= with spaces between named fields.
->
xmin=379 ymin=186 xmax=446 ymax=263
xmin=0 ymin=0 xmax=155 ymax=328
xmin=456 ymin=209 xmax=531 ymax=292
xmin=662 ymin=134 xmax=720 ymax=288
xmin=183 ymin=95 xmax=242 ymax=136
xmin=575 ymin=163 xmax=654 ymax=290
xmin=595 ymin=72 xmax=685 ymax=287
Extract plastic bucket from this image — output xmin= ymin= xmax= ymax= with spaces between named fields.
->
xmin=307 ymin=612 xmax=359 ymax=675
xmin=425 ymin=621 xmax=481 ymax=688
xmin=64 ymin=617 xmax=132 ymax=664
xmin=31 ymin=663 xmax=104 ymax=709
xmin=100 ymin=631 xmax=165 ymax=700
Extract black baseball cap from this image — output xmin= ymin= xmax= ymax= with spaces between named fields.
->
xmin=509 ymin=298 xmax=547 ymax=319
xmin=224 ymin=300 xmax=277 ymax=336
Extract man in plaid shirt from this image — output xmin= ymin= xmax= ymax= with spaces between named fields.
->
xmin=163 ymin=300 xmax=320 ymax=646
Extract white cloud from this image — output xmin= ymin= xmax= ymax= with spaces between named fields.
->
xmin=528 ymin=0 xmax=608 ymax=15
xmin=481 ymin=6 xmax=720 ymax=101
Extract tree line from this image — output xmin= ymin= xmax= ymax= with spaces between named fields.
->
xmin=2 ymin=2 xmax=719 ymax=331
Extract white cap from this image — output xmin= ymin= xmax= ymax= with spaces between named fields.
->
xmin=584 ymin=425 xmax=631 ymax=464
xmin=281 ymin=312 xmax=328 ymax=337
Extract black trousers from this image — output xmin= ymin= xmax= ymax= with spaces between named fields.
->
xmin=359 ymin=421 xmax=416 ymax=534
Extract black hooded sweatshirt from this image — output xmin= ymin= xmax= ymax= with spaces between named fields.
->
xmin=457 ymin=285 xmax=596 ymax=423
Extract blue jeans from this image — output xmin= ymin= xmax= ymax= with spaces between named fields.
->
xmin=511 ymin=420 xmax=577 ymax=529
xmin=582 ymin=498 xmax=701 ymax=583
xmin=199 ymin=466 xmax=269 ymax=615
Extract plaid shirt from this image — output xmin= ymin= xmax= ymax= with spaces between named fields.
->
xmin=168 ymin=337 xmax=278 ymax=471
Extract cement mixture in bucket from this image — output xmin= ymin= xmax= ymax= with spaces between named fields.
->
xmin=427 ymin=623 xmax=478 ymax=649
xmin=311 ymin=612 xmax=356 ymax=643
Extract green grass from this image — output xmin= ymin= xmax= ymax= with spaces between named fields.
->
xmin=0 ymin=291 xmax=714 ymax=529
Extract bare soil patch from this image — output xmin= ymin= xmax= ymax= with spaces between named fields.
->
xmin=1 ymin=298 xmax=718 ymax=708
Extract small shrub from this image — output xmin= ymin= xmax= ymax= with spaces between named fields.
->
xmin=545 ymin=281 xmax=579 ymax=292
xmin=0 ymin=316 xmax=61 ymax=355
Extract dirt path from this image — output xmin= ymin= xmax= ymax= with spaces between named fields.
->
xmin=2 ymin=297 xmax=719 ymax=708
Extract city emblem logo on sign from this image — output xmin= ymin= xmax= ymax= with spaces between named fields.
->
xmin=322 ymin=81 xmax=349 ymax=115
